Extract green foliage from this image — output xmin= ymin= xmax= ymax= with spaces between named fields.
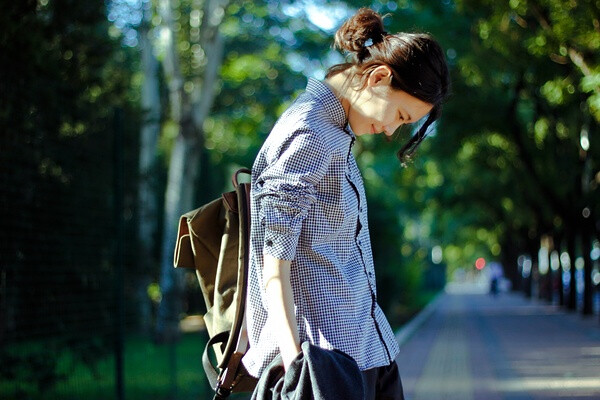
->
xmin=420 ymin=0 xmax=600 ymax=281
xmin=1 ymin=334 xmax=209 ymax=400
xmin=333 ymin=0 xmax=599 ymax=286
xmin=208 ymin=0 xmax=323 ymax=175
xmin=0 ymin=347 xmax=66 ymax=398
xmin=1 ymin=0 xmax=141 ymax=394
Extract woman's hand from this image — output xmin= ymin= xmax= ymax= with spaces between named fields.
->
xmin=263 ymin=253 xmax=301 ymax=371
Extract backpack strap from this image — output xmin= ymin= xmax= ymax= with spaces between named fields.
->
xmin=203 ymin=329 xmax=255 ymax=399
xmin=232 ymin=168 xmax=251 ymax=188
xmin=202 ymin=168 xmax=254 ymax=400
xmin=203 ymin=331 xmax=230 ymax=389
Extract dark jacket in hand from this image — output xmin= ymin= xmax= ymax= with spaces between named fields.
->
xmin=251 ymin=342 xmax=364 ymax=400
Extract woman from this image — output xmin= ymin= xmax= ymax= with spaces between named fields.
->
xmin=242 ymin=7 xmax=450 ymax=399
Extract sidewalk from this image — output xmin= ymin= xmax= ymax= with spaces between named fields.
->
xmin=395 ymin=284 xmax=600 ymax=400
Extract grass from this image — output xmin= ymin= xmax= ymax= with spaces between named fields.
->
xmin=2 ymin=332 xmax=216 ymax=400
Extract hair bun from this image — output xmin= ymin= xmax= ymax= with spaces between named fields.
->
xmin=334 ymin=8 xmax=386 ymax=54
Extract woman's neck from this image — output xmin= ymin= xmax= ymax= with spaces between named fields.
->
xmin=324 ymin=71 xmax=353 ymax=118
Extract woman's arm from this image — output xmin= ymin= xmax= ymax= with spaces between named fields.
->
xmin=262 ymin=253 xmax=301 ymax=370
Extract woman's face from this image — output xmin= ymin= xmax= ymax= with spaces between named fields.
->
xmin=347 ymin=66 xmax=433 ymax=137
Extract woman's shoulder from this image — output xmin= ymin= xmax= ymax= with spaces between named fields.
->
xmin=267 ymin=90 xmax=349 ymax=152
xmin=278 ymin=91 xmax=330 ymax=128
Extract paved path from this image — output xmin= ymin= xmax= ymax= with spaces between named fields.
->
xmin=395 ymin=284 xmax=600 ymax=400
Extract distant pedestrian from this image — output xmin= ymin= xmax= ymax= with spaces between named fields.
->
xmin=244 ymin=8 xmax=450 ymax=399
xmin=489 ymin=262 xmax=503 ymax=296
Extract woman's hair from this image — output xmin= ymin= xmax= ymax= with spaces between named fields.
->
xmin=327 ymin=8 xmax=450 ymax=164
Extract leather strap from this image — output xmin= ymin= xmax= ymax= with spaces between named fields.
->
xmin=232 ymin=168 xmax=251 ymax=188
xmin=202 ymin=331 xmax=230 ymax=389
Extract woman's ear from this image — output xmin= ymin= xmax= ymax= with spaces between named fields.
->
xmin=367 ymin=65 xmax=393 ymax=87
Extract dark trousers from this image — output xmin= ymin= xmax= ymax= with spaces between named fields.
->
xmin=361 ymin=361 xmax=405 ymax=400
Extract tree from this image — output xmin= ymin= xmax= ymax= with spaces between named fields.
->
xmin=410 ymin=0 xmax=599 ymax=313
xmin=154 ymin=0 xmax=232 ymax=341
xmin=137 ymin=0 xmax=162 ymax=334
xmin=1 ymin=0 xmax=138 ymax=394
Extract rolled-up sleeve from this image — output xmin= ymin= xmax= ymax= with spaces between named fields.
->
xmin=254 ymin=129 xmax=332 ymax=261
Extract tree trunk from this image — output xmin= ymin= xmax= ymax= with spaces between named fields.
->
xmin=555 ymin=232 xmax=565 ymax=307
xmin=537 ymin=242 xmax=549 ymax=302
xmin=500 ymin=236 xmax=521 ymax=292
xmin=567 ymin=233 xmax=577 ymax=310
xmin=541 ymin=237 xmax=554 ymax=303
xmin=154 ymin=0 xmax=188 ymax=342
xmin=155 ymin=134 xmax=199 ymax=341
xmin=137 ymin=4 xmax=161 ymax=335
xmin=154 ymin=0 xmax=229 ymax=341
xmin=582 ymin=225 xmax=593 ymax=315
xmin=523 ymin=238 xmax=539 ymax=298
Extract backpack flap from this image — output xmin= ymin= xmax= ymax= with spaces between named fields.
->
xmin=186 ymin=197 xmax=227 ymax=325
xmin=173 ymin=213 xmax=196 ymax=269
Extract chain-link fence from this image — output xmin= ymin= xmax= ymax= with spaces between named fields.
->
xmin=0 ymin=109 xmax=213 ymax=400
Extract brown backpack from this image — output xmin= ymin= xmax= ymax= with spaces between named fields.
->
xmin=173 ymin=168 xmax=257 ymax=399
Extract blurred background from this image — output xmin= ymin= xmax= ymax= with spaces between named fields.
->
xmin=1 ymin=0 xmax=599 ymax=399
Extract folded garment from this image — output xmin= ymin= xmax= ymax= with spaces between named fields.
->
xmin=251 ymin=341 xmax=364 ymax=400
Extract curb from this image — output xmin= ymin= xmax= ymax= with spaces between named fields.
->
xmin=394 ymin=291 xmax=444 ymax=348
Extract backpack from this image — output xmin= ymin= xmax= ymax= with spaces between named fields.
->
xmin=173 ymin=168 xmax=257 ymax=399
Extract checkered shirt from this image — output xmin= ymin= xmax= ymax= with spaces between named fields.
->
xmin=242 ymin=78 xmax=400 ymax=378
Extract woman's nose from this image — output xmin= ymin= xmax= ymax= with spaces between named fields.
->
xmin=384 ymin=121 xmax=403 ymax=135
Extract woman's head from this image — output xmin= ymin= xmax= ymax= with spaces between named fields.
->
xmin=327 ymin=8 xmax=450 ymax=163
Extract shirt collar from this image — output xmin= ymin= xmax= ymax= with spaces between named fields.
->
xmin=305 ymin=78 xmax=352 ymax=136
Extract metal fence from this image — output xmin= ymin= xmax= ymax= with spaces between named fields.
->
xmin=0 ymin=110 xmax=212 ymax=400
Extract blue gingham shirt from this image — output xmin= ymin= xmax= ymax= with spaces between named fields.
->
xmin=242 ymin=78 xmax=400 ymax=377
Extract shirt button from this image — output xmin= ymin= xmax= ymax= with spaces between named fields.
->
xmin=266 ymin=239 xmax=273 ymax=246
